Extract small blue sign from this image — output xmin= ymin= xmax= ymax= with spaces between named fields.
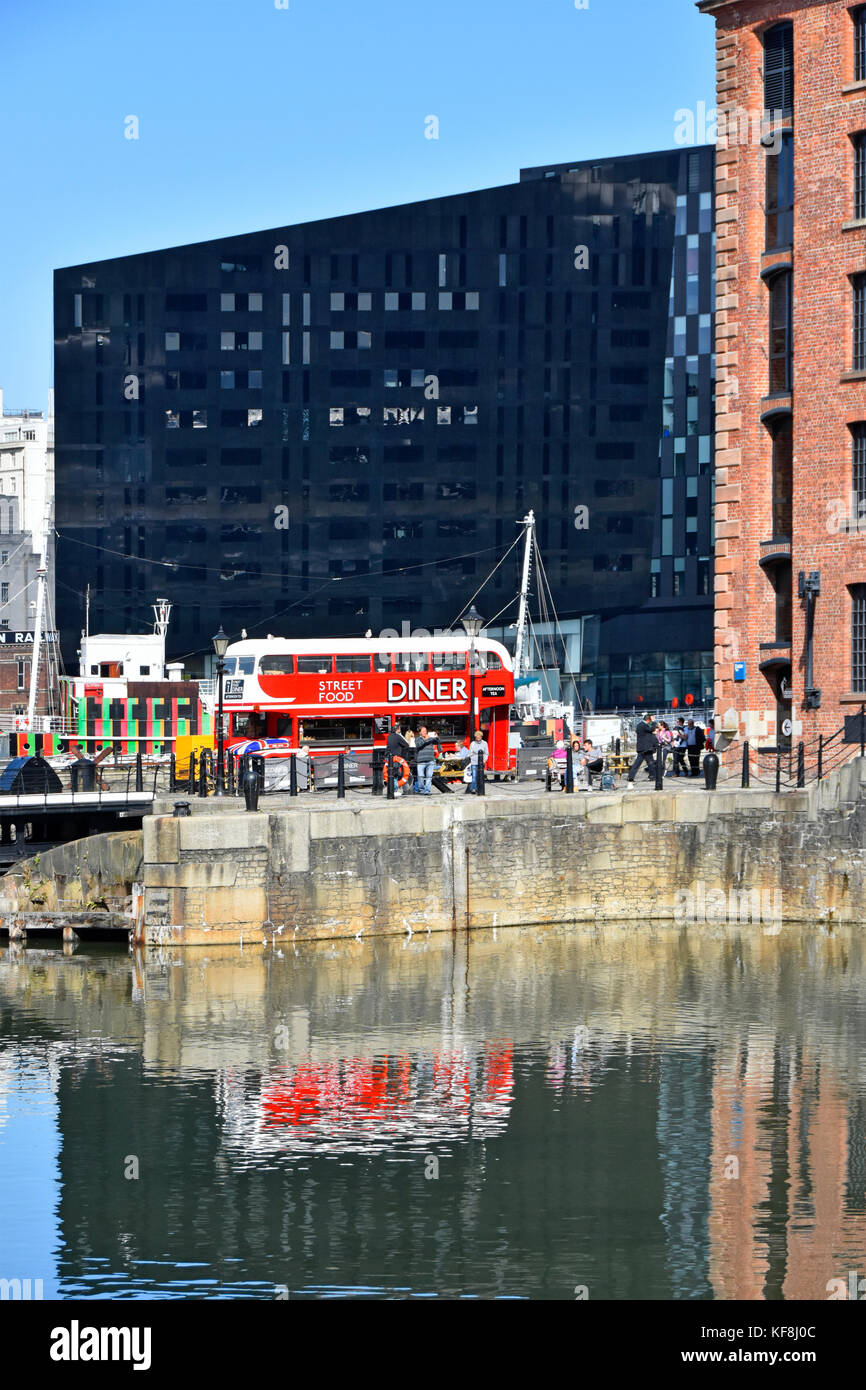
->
xmin=733 ymin=662 xmax=746 ymax=682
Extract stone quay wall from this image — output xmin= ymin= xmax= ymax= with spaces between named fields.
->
xmin=137 ymin=759 xmax=866 ymax=946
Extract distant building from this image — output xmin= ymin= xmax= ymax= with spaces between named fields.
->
xmin=54 ymin=147 xmax=716 ymax=706
xmin=0 ymin=388 xmax=54 ymax=637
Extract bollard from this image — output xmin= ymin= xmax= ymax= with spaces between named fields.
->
xmin=546 ymin=763 xmax=552 ymax=793
xmin=242 ymin=763 xmax=259 ymax=812
xmin=476 ymin=754 xmax=485 ymax=796
xmin=337 ymin=752 xmax=346 ymax=799
xmin=741 ymin=740 xmax=750 ymax=789
xmin=372 ymin=748 xmax=383 ymax=797
xmin=386 ymin=754 xmax=395 ymax=800
xmin=198 ymin=748 xmax=209 ymax=798
xmin=654 ymin=747 xmax=664 ymax=791
xmin=135 ymin=752 xmax=143 ymax=792
xmin=290 ymin=753 xmax=298 ymax=797
xmin=565 ymin=745 xmax=574 ymax=794
xmin=703 ymin=750 xmax=719 ymax=791
xmin=797 ymin=740 xmax=805 ymax=788
xmin=173 ymin=800 xmax=191 ymax=818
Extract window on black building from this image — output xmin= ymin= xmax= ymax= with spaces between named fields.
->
xmin=854 ymin=133 xmax=866 ymax=219
xmin=766 ymin=132 xmax=793 ymax=248
xmin=768 ymin=270 xmax=792 ymax=392
xmin=853 ymin=586 xmax=866 ymax=689
xmin=764 ymin=23 xmax=793 ymax=118
xmin=855 ymin=6 xmax=866 ymax=83
xmin=854 ymin=273 xmax=866 ymax=370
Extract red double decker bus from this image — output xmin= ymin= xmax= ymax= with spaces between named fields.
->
xmin=221 ymin=635 xmax=515 ymax=773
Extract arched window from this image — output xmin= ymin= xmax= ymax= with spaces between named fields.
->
xmin=768 ymin=270 xmax=793 ymax=393
xmin=770 ymin=417 xmax=793 ymax=538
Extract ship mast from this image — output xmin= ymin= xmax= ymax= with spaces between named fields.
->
xmin=26 ymin=504 xmax=51 ymax=730
xmin=512 ymin=510 xmax=535 ymax=680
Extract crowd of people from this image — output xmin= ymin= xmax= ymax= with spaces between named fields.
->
xmin=627 ymin=714 xmax=714 ymax=788
xmin=385 ymin=721 xmax=489 ymax=795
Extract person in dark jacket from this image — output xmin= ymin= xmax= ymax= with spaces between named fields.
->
xmin=626 ymin=713 xmax=657 ymax=790
xmin=385 ymin=722 xmax=412 ymax=794
xmin=686 ymin=719 xmax=705 ymax=777
xmin=413 ymin=725 xmax=442 ymax=795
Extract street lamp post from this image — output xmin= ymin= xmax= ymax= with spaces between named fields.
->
xmin=212 ymin=626 xmax=229 ymax=796
xmin=461 ymin=605 xmax=483 ymax=785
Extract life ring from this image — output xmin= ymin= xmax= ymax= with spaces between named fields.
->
xmin=383 ymin=755 xmax=411 ymax=787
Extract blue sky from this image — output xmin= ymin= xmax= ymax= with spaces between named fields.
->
xmin=0 ymin=0 xmax=715 ymax=411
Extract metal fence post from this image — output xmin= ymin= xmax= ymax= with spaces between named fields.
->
xmin=371 ymin=748 xmax=382 ymax=796
xmin=386 ymin=754 xmax=395 ymax=800
xmin=169 ymin=753 xmax=176 ymax=793
xmin=818 ymin=734 xmax=823 ymax=781
xmin=337 ymin=752 xmax=346 ymax=799
xmin=289 ymin=753 xmax=298 ymax=797
xmin=187 ymin=749 xmax=196 ymax=796
xmin=546 ymin=762 xmax=552 ymax=792
xmin=135 ymin=752 xmax=143 ymax=792
xmin=797 ymin=740 xmax=805 ymax=788
xmin=565 ymin=744 xmax=574 ymax=793
xmin=741 ymin=739 xmax=750 ymax=789
xmin=654 ymin=745 xmax=664 ymax=790
xmin=198 ymin=749 xmax=209 ymax=798
xmin=476 ymin=752 xmax=485 ymax=797
xmin=861 ymin=703 xmax=865 ymax=760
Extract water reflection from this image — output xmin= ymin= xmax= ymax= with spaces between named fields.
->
xmin=0 ymin=925 xmax=864 ymax=1299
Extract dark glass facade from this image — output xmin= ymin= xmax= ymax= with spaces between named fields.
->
xmin=54 ymin=145 xmax=715 ymax=703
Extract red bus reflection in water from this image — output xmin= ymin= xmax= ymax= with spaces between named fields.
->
xmin=218 ymin=1044 xmax=514 ymax=1158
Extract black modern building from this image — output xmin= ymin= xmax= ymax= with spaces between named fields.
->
xmin=54 ymin=144 xmax=715 ymax=705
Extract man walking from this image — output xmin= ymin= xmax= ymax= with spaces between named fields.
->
xmin=626 ymin=713 xmax=657 ymax=790
xmin=413 ymin=724 xmax=441 ymax=796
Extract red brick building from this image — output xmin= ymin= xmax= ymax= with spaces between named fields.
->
xmin=698 ymin=0 xmax=866 ymax=748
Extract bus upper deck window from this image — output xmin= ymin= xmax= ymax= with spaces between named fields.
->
xmin=335 ymin=655 xmax=372 ymax=672
xmin=259 ymin=655 xmax=294 ymax=675
xmin=297 ymin=656 xmax=332 ymax=673
xmin=485 ymin=653 xmax=502 ymax=670
xmin=376 ymin=653 xmax=393 ymax=671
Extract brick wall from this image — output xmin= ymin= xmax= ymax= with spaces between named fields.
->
xmin=699 ymin=0 xmax=866 ymax=744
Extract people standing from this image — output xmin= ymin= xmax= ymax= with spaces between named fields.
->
xmin=686 ymin=718 xmax=705 ymax=777
xmin=468 ymin=728 xmax=488 ymax=794
xmin=669 ymin=718 xmax=688 ymax=777
xmin=626 ymin=713 xmax=658 ymax=790
xmin=655 ymin=721 xmax=673 ymax=779
xmin=386 ymin=721 xmax=412 ymax=797
xmin=413 ymin=724 xmax=441 ymax=796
